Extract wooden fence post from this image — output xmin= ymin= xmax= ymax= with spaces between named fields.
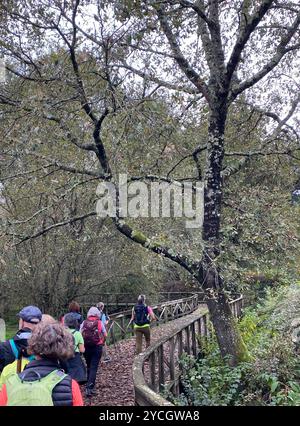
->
xmin=164 ymin=306 xmax=168 ymax=323
xmin=149 ymin=351 xmax=156 ymax=391
xmin=169 ymin=337 xmax=176 ymax=395
xmin=110 ymin=323 xmax=115 ymax=344
xmin=158 ymin=345 xmax=165 ymax=392
xmin=178 ymin=330 xmax=183 ymax=358
xmin=120 ymin=316 xmax=126 ymax=339
xmin=202 ymin=314 xmax=208 ymax=337
xmin=185 ymin=326 xmax=191 ymax=354
xmin=191 ymin=322 xmax=197 ymax=357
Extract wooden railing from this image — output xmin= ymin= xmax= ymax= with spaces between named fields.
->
xmin=106 ymin=294 xmax=199 ymax=345
xmin=133 ymin=294 xmax=244 ymax=406
xmin=80 ymin=292 xmax=204 ymax=313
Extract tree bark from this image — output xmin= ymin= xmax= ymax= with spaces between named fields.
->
xmin=201 ymin=270 xmax=248 ymax=365
xmin=201 ymin=101 xmax=248 ymax=365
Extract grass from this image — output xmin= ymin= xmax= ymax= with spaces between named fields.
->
xmin=5 ymin=320 xmax=18 ymax=340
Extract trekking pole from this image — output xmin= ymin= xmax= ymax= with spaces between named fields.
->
xmin=17 ymin=356 xmax=22 ymax=374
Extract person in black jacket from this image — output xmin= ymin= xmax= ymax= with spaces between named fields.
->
xmin=0 ymin=322 xmax=83 ymax=406
xmin=131 ymin=295 xmax=156 ymax=355
xmin=0 ymin=305 xmax=42 ymax=372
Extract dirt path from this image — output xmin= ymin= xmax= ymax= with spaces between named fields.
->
xmin=83 ymin=307 xmax=206 ymax=406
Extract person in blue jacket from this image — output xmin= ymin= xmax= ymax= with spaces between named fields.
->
xmin=66 ymin=301 xmax=83 ymax=331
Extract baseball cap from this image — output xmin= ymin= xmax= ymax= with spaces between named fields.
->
xmin=18 ymin=306 xmax=42 ymax=324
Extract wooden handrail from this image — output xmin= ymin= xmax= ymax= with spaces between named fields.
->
xmin=105 ymin=294 xmax=199 ymax=345
xmin=79 ymin=292 xmax=205 ymax=312
xmin=133 ymin=295 xmax=244 ymax=406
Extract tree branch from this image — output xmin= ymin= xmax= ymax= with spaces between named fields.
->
xmin=222 ymin=157 xmax=250 ymax=179
xmin=118 ymin=62 xmax=199 ymax=94
xmin=156 ymin=4 xmax=210 ymax=102
xmin=179 ymin=0 xmax=212 ymax=26
xmin=13 ymin=211 xmax=97 ymax=246
xmin=26 ymin=153 xmax=109 ymax=179
xmin=231 ymin=11 xmax=300 ymax=100
xmin=226 ymin=0 xmax=274 ymax=86
xmin=225 ymin=149 xmax=300 ymax=159
xmin=113 ymin=217 xmax=201 ymax=277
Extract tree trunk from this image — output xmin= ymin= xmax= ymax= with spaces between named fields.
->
xmin=201 ymin=270 xmax=248 ymax=365
xmin=201 ymin=102 xmax=248 ymax=366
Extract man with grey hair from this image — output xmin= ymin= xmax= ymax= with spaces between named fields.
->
xmin=131 ymin=295 xmax=156 ymax=355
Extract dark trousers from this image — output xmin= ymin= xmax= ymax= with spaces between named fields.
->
xmin=84 ymin=345 xmax=102 ymax=389
xmin=65 ymin=352 xmax=87 ymax=384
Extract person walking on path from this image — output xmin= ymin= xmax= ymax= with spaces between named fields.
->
xmin=96 ymin=302 xmax=111 ymax=362
xmin=63 ymin=313 xmax=86 ymax=385
xmin=131 ymin=295 xmax=156 ymax=355
xmin=0 ymin=322 xmax=83 ymax=406
xmin=0 ymin=306 xmax=42 ymax=373
xmin=80 ymin=307 xmax=107 ymax=397
xmin=0 ymin=312 xmax=57 ymax=385
xmin=66 ymin=301 xmax=83 ymax=330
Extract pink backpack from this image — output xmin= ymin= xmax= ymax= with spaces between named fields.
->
xmin=81 ymin=319 xmax=105 ymax=346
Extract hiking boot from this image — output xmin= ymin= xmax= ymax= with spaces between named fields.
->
xmin=85 ymin=387 xmax=97 ymax=397
xmin=85 ymin=388 xmax=93 ymax=398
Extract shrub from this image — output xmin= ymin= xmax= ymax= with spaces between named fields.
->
xmin=170 ymin=284 xmax=300 ymax=406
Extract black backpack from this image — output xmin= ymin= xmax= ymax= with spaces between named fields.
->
xmin=134 ymin=304 xmax=149 ymax=326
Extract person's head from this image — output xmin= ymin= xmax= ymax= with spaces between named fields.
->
xmin=137 ymin=294 xmax=146 ymax=305
xmin=97 ymin=302 xmax=104 ymax=312
xmin=68 ymin=301 xmax=80 ymax=313
xmin=41 ymin=314 xmax=57 ymax=325
xmin=28 ymin=322 xmax=74 ymax=360
xmin=64 ymin=312 xmax=78 ymax=329
xmin=17 ymin=306 xmax=42 ymax=330
xmin=87 ymin=307 xmax=101 ymax=318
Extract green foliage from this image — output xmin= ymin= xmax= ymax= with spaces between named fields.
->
xmin=174 ymin=349 xmax=249 ymax=406
xmin=271 ymin=381 xmax=300 ymax=406
xmin=221 ymin=154 xmax=300 ymax=301
xmin=5 ymin=320 xmax=17 ymax=339
xmin=170 ymin=285 xmax=300 ymax=406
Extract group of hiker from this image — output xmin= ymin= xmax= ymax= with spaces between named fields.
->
xmin=0 ymin=294 xmax=156 ymax=406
